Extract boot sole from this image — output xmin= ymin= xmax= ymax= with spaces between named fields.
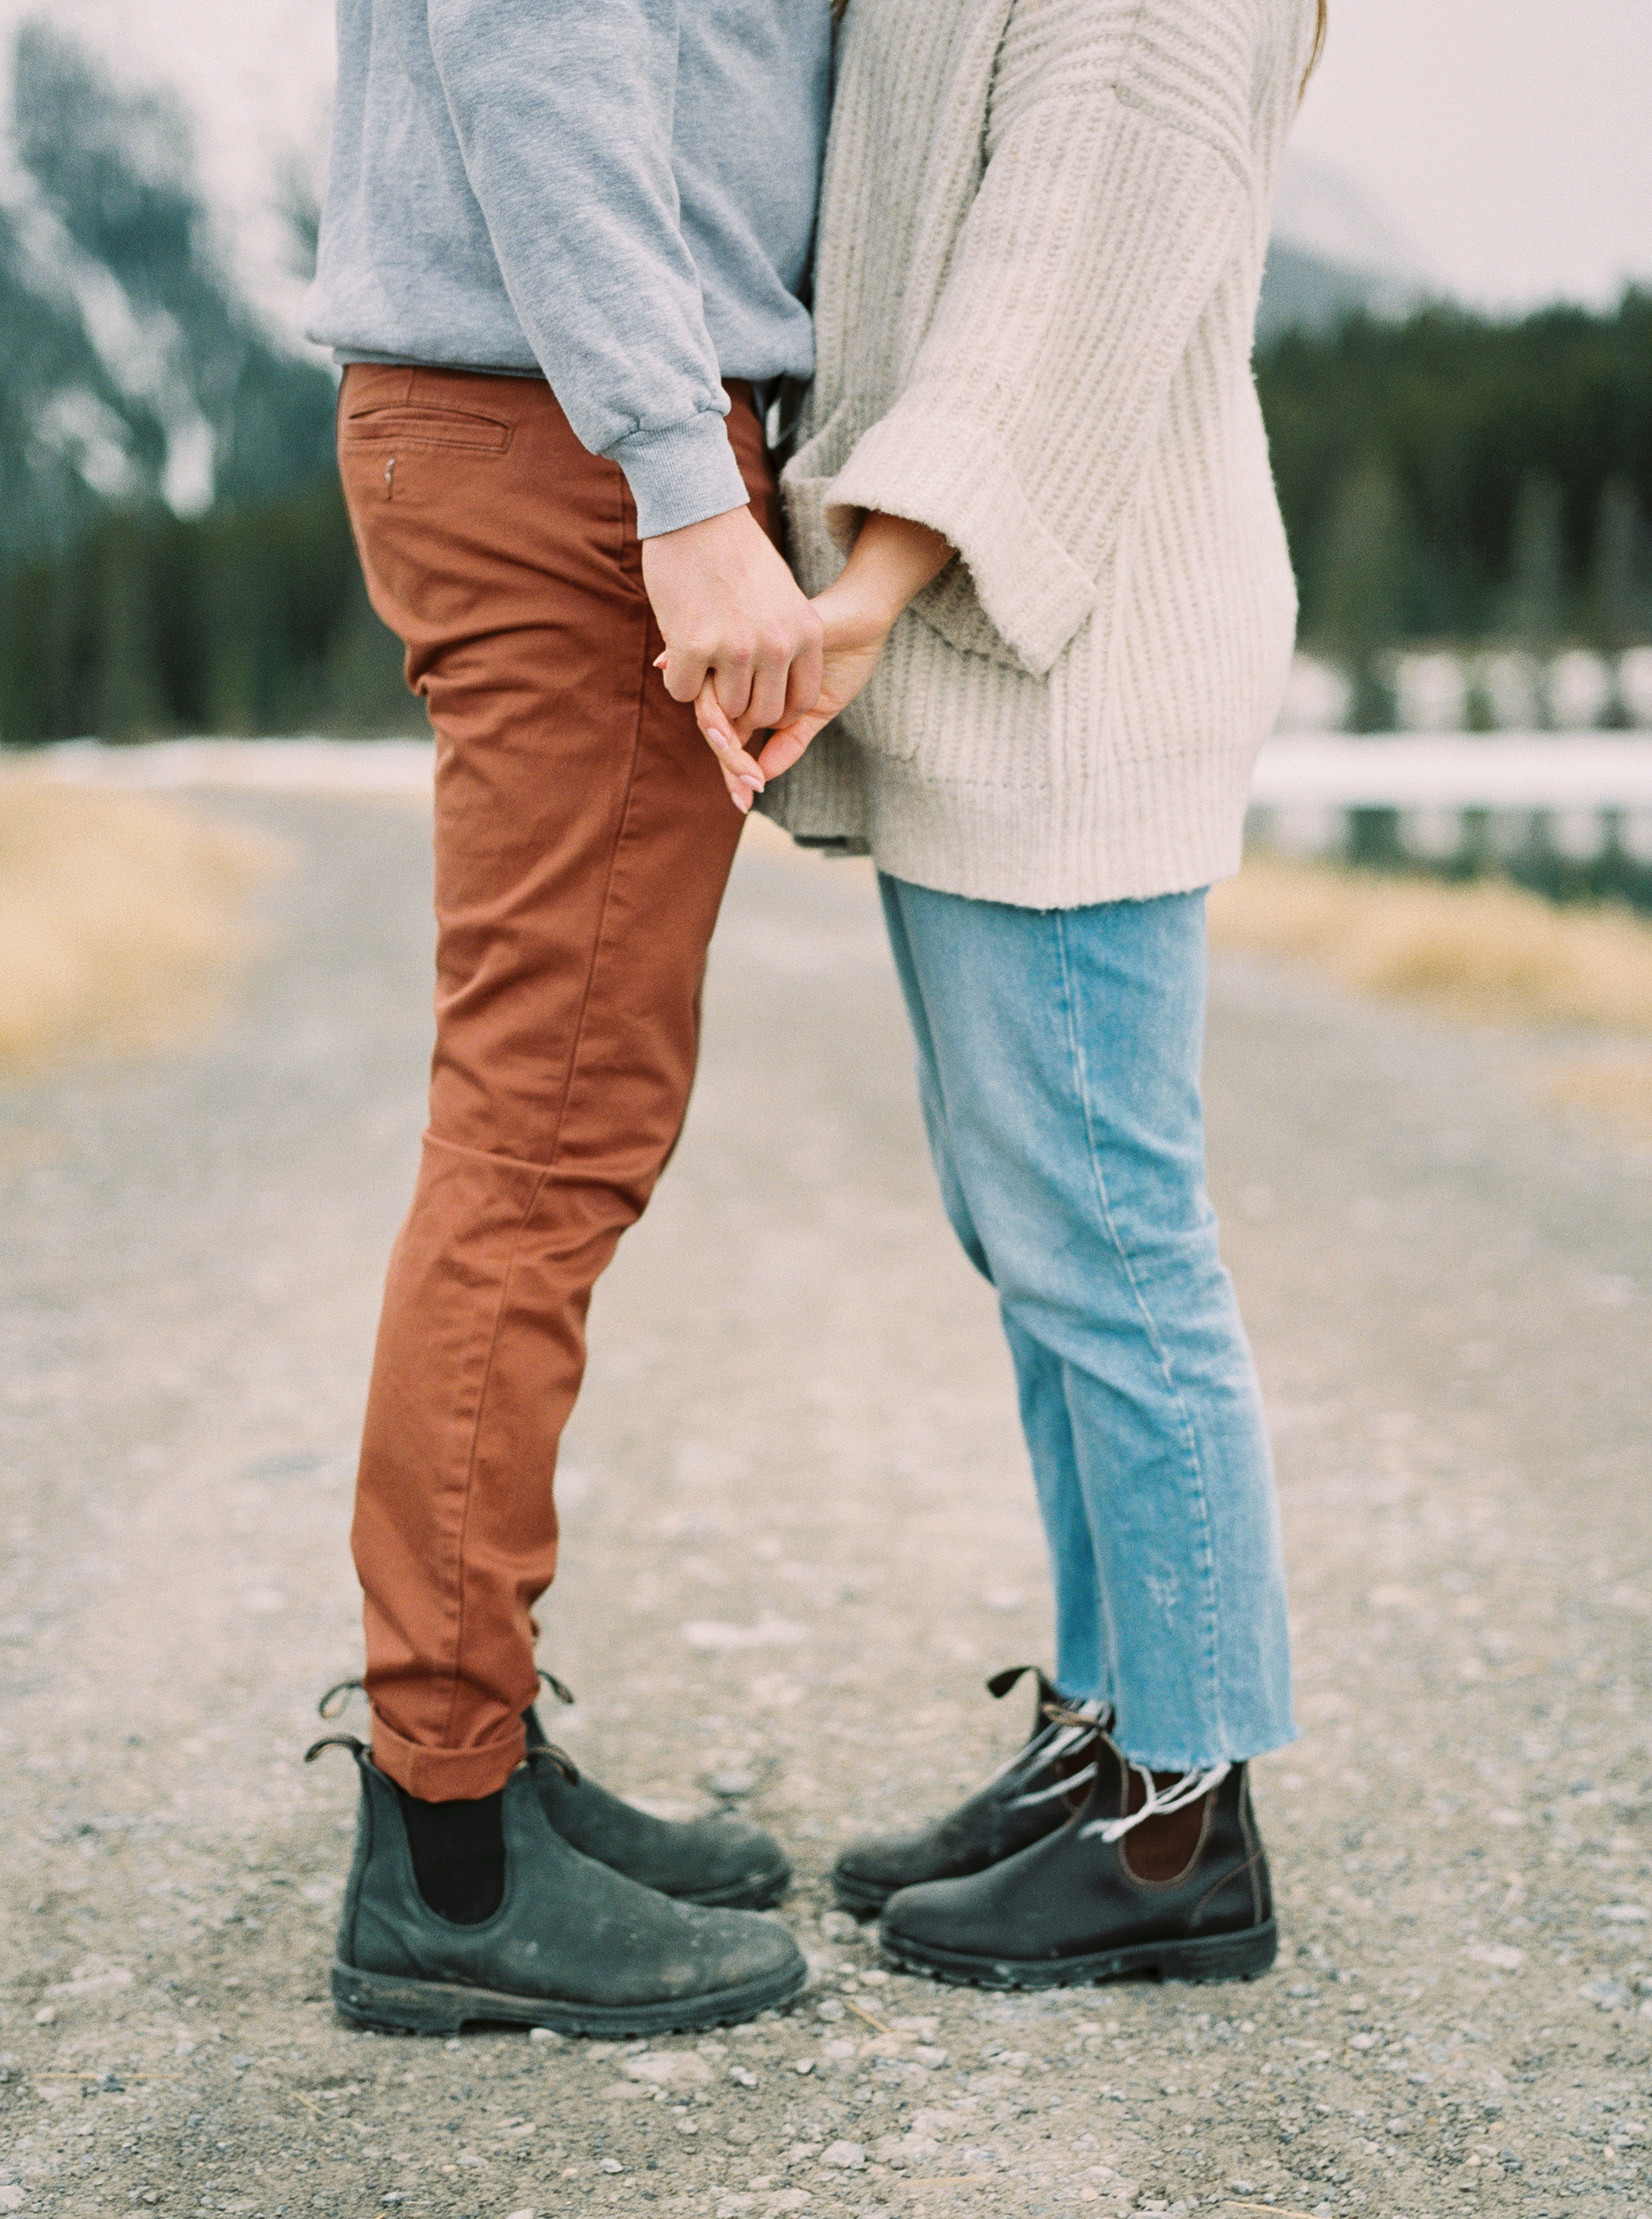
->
xmin=880 ymin=1916 xmax=1278 ymax=1991
xmin=679 ymin=1860 xmax=791 ymax=1912
xmin=832 ymin=1868 xmax=892 ymax=1918
xmin=330 ymin=1949 xmax=808 ymax=2038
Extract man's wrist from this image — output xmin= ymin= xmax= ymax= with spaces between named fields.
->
xmin=611 ymin=410 xmax=749 ymax=540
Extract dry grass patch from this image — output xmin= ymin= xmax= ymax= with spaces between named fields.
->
xmin=1209 ymin=856 xmax=1652 ymax=1035
xmin=0 ymin=773 xmax=288 ymax=1072
xmin=1209 ymin=855 xmax=1652 ymax=1142
xmin=1537 ymin=1050 xmax=1652 ymax=1144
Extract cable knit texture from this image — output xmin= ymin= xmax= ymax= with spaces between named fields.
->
xmin=759 ymin=0 xmax=1316 ymax=907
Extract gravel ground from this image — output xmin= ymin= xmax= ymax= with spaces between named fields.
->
xmin=1 ymin=793 xmax=1650 ymax=2219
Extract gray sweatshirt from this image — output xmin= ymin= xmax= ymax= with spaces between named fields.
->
xmin=305 ymin=0 xmax=832 ymax=537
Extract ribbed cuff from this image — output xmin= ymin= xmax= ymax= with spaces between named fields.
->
xmin=609 ymin=408 xmax=751 ymax=539
xmin=827 ymin=405 xmax=1095 ymax=677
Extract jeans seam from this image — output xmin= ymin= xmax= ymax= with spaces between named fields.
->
xmin=1051 ymin=907 xmax=1228 ymax=1762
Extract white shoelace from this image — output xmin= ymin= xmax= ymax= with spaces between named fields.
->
xmin=1080 ymin=1759 xmax=1231 ymax=1844
xmin=997 ymin=1699 xmax=1106 ymax=1811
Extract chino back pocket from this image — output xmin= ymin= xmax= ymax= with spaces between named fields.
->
xmin=340 ymin=404 xmax=514 ymax=507
xmin=342 ymin=406 xmax=512 ymax=453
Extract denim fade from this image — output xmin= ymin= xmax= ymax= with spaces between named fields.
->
xmin=879 ymin=874 xmax=1296 ymax=1771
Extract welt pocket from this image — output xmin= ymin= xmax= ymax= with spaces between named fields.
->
xmin=342 ymin=405 xmax=512 ymax=453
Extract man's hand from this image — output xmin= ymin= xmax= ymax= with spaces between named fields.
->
xmin=692 ymin=512 xmax=955 ymax=810
xmin=642 ymin=506 xmax=824 ymax=748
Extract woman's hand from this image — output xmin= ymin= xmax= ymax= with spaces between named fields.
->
xmin=691 ymin=512 xmax=955 ymax=811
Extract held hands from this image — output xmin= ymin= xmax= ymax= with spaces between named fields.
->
xmin=642 ymin=507 xmax=824 ymax=815
xmin=690 ymin=574 xmax=896 ymax=810
xmin=678 ymin=511 xmax=956 ymax=814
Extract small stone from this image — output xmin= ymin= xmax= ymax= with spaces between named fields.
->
xmin=32 ymin=2007 xmax=55 ymax=2026
xmin=912 ymin=2046 xmax=948 ymax=2067
xmin=816 ymin=1998 xmax=846 ymax=2021
xmin=676 ymin=2117 xmax=700 ymax=2134
xmin=505 ymin=2209 xmax=535 ymax=2218
xmin=710 ymin=1771 xmax=757 ymax=1798
xmin=1597 ymin=1904 xmax=1649 ymax=1923
xmin=822 ymin=2141 xmax=866 ymax=2170
xmin=794 ymin=2058 xmax=816 ymax=2075
xmin=0 ymin=2191 xmax=23 ymax=2213
xmin=597 ymin=2158 xmax=623 ymax=2174
xmin=528 ymin=2026 xmax=561 ymax=2044
xmin=729 ymin=2066 xmax=758 ymax=2088
xmin=1581 ymin=1978 xmax=1631 ymax=2009
xmin=625 ymin=2053 xmax=712 ymax=2086
xmin=819 ymin=1912 xmax=858 ymax=1944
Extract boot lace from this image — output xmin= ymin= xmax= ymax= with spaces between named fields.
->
xmin=992 ymin=1695 xmax=1109 ymax=1811
xmin=1081 ymin=1759 xmax=1231 ymax=1844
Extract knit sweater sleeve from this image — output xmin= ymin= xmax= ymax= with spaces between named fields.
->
xmin=826 ymin=15 xmax=1260 ymax=676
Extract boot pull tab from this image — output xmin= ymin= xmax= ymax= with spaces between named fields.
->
xmin=985 ymin=1664 xmax=1039 ymax=1701
xmin=305 ymin=1733 xmax=368 ymax=1767
xmin=523 ymin=1742 xmax=580 ymax=1787
xmin=317 ymin=1678 xmax=365 ymax=1720
xmin=537 ymin=1668 xmax=577 ymax=1706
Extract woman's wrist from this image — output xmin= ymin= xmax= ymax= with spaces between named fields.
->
xmin=832 ymin=511 xmax=954 ymax=637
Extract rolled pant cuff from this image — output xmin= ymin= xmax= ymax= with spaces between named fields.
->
xmin=369 ymin=1711 xmax=526 ymax=1802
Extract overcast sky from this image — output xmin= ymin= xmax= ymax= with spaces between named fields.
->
xmin=1291 ymin=0 xmax=1652 ymax=308
xmin=2 ymin=0 xmax=1649 ymax=322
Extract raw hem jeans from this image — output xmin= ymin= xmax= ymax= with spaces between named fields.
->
xmin=879 ymin=874 xmax=1295 ymax=1771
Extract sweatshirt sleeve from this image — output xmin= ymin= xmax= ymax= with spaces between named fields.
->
xmin=825 ymin=64 xmax=1256 ymax=674
xmin=426 ymin=0 xmax=749 ymax=537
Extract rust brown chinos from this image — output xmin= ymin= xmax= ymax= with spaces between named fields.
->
xmin=337 ymin=366 xmax=778 ymax=1800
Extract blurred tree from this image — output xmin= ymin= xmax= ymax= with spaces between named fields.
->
xmin=90 ymin=513 xmax=168 ymax=740
xmin=1313 ymin=461 xmax=1411 ymax=729
xmin=1588 ymin=479 xmax=1651 ymax=652
xmin=1503 ymin=473 xmax=1566 ymax=709
xmin=1256 ymin=291 xmax=1652 ymax=661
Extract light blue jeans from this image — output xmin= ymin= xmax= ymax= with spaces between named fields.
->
xmin=879 ymin=874 xmax=1295 ymax=1771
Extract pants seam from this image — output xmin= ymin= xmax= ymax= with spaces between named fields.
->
xmin=437 ymin=503 xmax=650 ymax=1746
xmin=435 ymin=1162 xmax=551 ymax=1746
xmin=542 ymin=505 xmax=648 ymax=1174
xmin=1051 ymin=906 xmax=1229 ymax=1762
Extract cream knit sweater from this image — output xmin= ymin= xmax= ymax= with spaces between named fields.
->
xmin=759 ymin=0 xmax=1316 ymax=907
